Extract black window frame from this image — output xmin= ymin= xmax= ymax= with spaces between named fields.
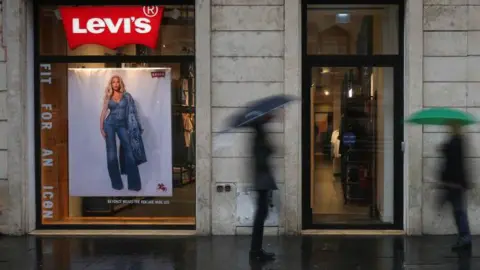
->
xmin=34 ymin=0 xmax=196 ymax=230
xmin=301 ymin=0 xmax=405 ymax=230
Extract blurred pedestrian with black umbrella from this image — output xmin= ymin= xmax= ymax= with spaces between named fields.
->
xmin=220 ymin=95 xmax=296 ymax=261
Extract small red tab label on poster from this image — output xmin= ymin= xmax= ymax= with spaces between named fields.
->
xmin=151 ymin=71 xmax=165 ymax=78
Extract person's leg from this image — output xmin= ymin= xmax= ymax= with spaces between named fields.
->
xmin=250 ymin=190 xmax=274 ymax=261
xmin=104 ymin=125 xmax=123 ymax=190
xmin=117 ymin=127 xmax=142 ymax=191
xmin=450 ymin=190 xmax=471 ymax=249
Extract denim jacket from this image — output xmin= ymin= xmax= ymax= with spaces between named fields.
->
xmin=119 ymin=92 xmax=147 ymax=174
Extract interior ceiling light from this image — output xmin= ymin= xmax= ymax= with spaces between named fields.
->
xmin=321 ymin=68 xmax=330 ymax=74
xmin=336 ymin=13 xmax=350 ymax=24
xmin=165 ymin=8 xmax=181 ymax=20
xmin=54 ymin=9 xmax=62 ymax=20
xmin=324 ymin=90 xmax=330 ymax=96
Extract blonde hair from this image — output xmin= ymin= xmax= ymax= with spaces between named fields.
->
xmin=104 ymin=75 xmax=126 ymax=100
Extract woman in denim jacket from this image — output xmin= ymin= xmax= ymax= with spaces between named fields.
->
xmin=100 ymin=75 xmax=147 ymax=191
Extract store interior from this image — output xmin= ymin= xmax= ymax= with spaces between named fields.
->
xmin=39 ymin=5 xmax=196 ymax=225
xmin=307 ymin=6 xmax=397 ymax=225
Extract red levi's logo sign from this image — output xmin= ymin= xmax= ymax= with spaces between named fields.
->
xmin=59 ymin=6 xmax=164 ymax=50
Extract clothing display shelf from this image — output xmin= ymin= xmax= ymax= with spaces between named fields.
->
xmin=339 ymin=69 xmax=378 ymax=218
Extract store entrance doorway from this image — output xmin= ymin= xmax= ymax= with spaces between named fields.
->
xmin=301 ymin=2 xmax=404 ymax=229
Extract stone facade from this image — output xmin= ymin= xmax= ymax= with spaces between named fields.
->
xmin=0 ymin=0 xmax=35 ymax=235
xmin=421 ymin=0 xmax=480 ymax=234
xmin=1 ymin=0 xmax=480 ymax=235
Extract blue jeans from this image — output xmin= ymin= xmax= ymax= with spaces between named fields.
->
xmin=104 ymin=123 xmax=141 ymax=191
xmin=448 ymin=189 xmax=471 ymax=241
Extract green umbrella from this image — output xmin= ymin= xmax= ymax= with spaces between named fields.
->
xmin=405 ymin=108 xmax=478 ymax=126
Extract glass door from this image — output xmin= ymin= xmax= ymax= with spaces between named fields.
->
xmin=307 ymin=66 xmax=398 ymax=226
xmin=301 ymin=1 xmax=404 ymax=229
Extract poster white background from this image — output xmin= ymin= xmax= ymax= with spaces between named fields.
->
xmin=68 ymin=68 xmax=172 ymax=197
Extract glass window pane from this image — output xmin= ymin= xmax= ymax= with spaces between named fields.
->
xmin=39 ymin=62 xmax=195 ymax=225
xmin=307 ymin=5 xmax=399 ymax=55
xmin=39 ymin=5 xmax=195 ymax=56
xmin=310 ymin=66 xmax=394 ymax=225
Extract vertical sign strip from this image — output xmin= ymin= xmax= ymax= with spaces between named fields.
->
xmin=40 ymin=63 xmax=62 ymax=223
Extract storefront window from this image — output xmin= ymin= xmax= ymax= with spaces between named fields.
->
xmin=306 ymin=5 xmax=399 ymax=55
xmin=37 ymin=4 xmax=195 ymax=227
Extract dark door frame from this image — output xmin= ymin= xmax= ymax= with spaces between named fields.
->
xmin=301 ymin=0 xmax=405 ymax=230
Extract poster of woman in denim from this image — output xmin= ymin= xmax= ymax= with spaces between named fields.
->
xmin=68 ymin=68 xmax=172 ymax=197
xmin=100 ymin=75 xmax=147 ymax=192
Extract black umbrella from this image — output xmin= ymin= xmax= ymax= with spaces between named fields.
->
xmin=227 ymin=94 xmax=298 ymax=129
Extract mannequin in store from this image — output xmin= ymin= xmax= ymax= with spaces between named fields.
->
xmin=100 ymin=75 xmax=147 ymax=191
xmin=249 ymin=113 xmax=277 ymax=262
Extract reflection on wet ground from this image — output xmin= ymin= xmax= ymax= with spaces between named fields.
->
xmin=0 ymin=235 xmax=478 ymax=269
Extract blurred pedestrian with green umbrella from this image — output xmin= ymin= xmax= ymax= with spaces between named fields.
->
xmin=406 ymin=108 xmax=477 ymax=250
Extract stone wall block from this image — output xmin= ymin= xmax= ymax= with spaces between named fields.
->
xmin=0 ymin=92 xmax=7 ymax=120
xmin=424 ymin=5 xmax=467 ymax=30
xmin=424 ymin=57 xmax=467 ymax=82
xmin=212 ymin=6 xmax=284 ymax=31
xmin=0 ymin=63 xmax=7 ymax=90
xmin=467 ymin=83 xmax=480 ymax=107
xmin=212 ymin=183 xmax=237 ymax=235
xmin=212 ymin=57 xmax=284 ymax=82
xmin=212 ymin=157 xmax=285 ymax=184
xmin=468 ymin=32 xmax=480 ymax=55
xmin=423 ymin=82 xmax=467 ymax=107
xmin=469 ymin=6 xmax=480 ymax=30
xmin=425 ymin=0 xmax=467 ymax=4
xmin=212 ymin=82 xmax=283 ymax=107
xmin=0 ymin=122 xmax=7 ymax=150
xmin=212 ymin=31 xmax=284 ymax=57
xmin=0 ymin=151 xmax=6 ymax=180
xmin=212 ymin=132 xmax=284 ymax=157
xmin=213 ymin=0 xmax=284 ymax=5
xmin=467 ymin=57 xmax=480 ymax=81
xmin=424 ymin=31 xmax=467 ymax=56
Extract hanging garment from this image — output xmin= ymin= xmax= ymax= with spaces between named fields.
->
xmin=118 ymin=92 xmax=147 ymax=174
xmin=330 ymin=129 xmax=341 ymax=158
xmin=172 ymin=113 xmax=187 ymax=165
xmin=183 ymin=113 xmax=194 ymax=147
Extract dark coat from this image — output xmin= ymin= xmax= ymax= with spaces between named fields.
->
xmin=439 ymin=134 xmax=471 ymax=190
xmin=252 ymin=123 xmax=278 ymax=191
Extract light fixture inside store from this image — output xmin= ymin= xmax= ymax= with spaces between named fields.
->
xmin=324 ymin=90 xmax=330 ymax=96
xmin=54 ymin=9 xmax=62 ymax=20
xmin=321 ymin=68 xmax=330 ymax=74
xmin=336 ymin=13 xmax=350 ymax=24
xmin=348 ymin=88 xmax=353 ymax=98
xmin=167 ymin=8 xmax=181 ymax=20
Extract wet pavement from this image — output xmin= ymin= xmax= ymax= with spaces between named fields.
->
xmin=0 ymin=234 xmax=478 ymax=269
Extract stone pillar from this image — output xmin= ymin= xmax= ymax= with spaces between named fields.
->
xmin=403 ymin=0 xmax=424 ymax=235
xmin=210 ymin=0 xmax=286 ymax=235
xmin=195 ymin=0 xmax=213 ymax=235
xmin=284 ymin=0 xmax=302 ymax=234
xmin=2 ymin=0 xmax=31 ymax=235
